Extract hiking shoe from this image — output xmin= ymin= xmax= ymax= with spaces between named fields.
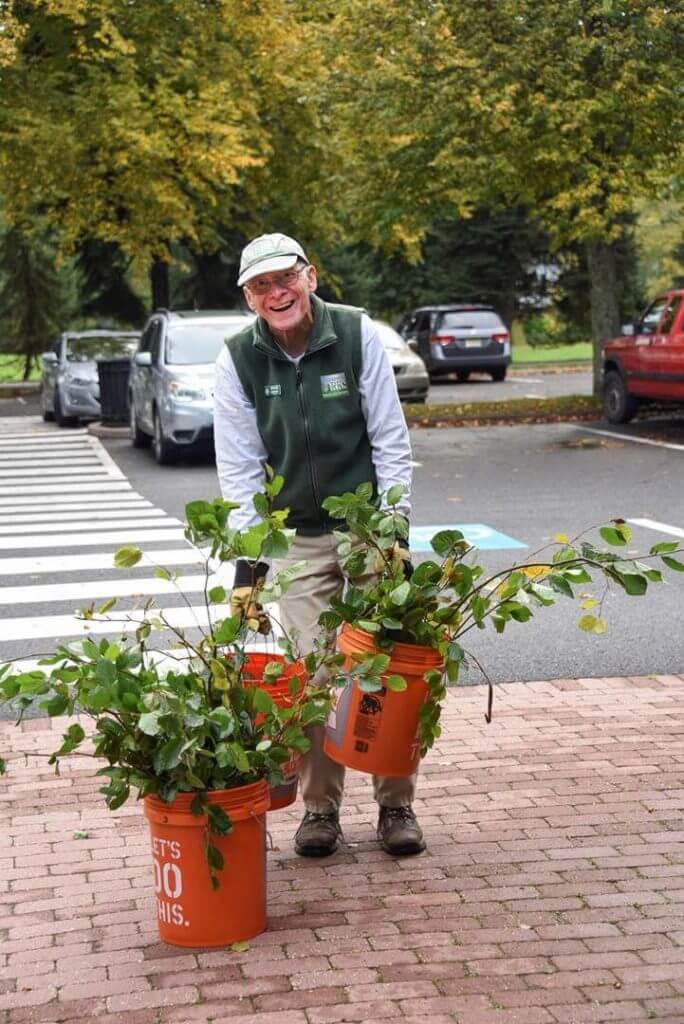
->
xmin=377 ymin=805 xmax=426 ymax=856
xmin=294 ymin=810 xmax=342 ymax=857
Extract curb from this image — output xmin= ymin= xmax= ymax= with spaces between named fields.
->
xmin=0 ymin=381 xmax=40 ymax=398
xmin=87 ymin=421 xmax=130 ymax=439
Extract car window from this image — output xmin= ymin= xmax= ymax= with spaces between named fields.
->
xmin=150 ymin=323 xmax=163 ymax=364
xmin=399 ymin=313 xmax=419 ymax=338
xmin=437 ymin=310 xmax=502 ymax=330
xmin=139 ymin=322 xmax=156 ymax=352
xmin=638 ymin=297 xmax=670 ymax=335
xmin=658 ymin=298 xmax=682 ymax=335
xmin=165 ymin=319 xmax=252 ymax=365
xmin=65 ymin=336 xmax=139 ymax=362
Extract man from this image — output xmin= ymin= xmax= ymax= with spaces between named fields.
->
xmin=214 ymin=232 xmax=424 ymax=858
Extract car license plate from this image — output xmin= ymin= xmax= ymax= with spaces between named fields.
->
xmin=464 ymin=338 xmax=484 ymax=348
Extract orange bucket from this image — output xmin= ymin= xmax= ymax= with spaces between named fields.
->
xmin=323 ymin=625 xmax=443 ymax=777
xmin=143 ymin=778 xmax=269 ymax=947
xmin=243 ymin=653 xmax=305 ymax=810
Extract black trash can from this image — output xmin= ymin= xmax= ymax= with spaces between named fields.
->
xmin=97 ymin=358 xmax=131 ymax=426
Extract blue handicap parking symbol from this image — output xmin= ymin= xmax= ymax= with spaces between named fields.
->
xmin=409 ymin=524 xmax=527 ymax=552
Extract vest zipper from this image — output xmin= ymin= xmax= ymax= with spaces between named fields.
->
xmin=295 ymin=365 xmax=324 ymax=527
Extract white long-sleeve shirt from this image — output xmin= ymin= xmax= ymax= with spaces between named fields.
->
xmin=214 ymin=311 xmax=412 ymax=532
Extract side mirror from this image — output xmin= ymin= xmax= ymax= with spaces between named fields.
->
xmin=621 ymin=323 xmax=635 ymax=336
xmin=406 ymin=337 xmax=419 ymax=352
xmin=134 ymin=351 xmax=152 ymax=367
xmin=42 ymin=352 xmax=57 ymax=364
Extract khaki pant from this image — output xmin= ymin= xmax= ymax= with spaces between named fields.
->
xmin=274 ymin=532 xmax=417 ymax=814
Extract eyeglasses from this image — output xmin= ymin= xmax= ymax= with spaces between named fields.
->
xmin=246 ymin=265 xmax=309 ymax=295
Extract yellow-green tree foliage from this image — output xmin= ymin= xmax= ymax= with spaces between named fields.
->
xmin=327 ymin=0 xmax=684 ymax=249
xmin=0 ymin=1 xmax=330 ymax=264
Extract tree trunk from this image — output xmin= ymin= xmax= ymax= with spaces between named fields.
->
xmin=150 ymin=258 xmax=170 ymax=310
xmin=586 ymin=239 xmax=621 ymax=396
xmin=22 ymin=352 xmax=32 ymax=381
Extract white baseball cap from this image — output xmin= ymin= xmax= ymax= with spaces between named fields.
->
xmin=237 ymin=233 xmax=308 ymax=287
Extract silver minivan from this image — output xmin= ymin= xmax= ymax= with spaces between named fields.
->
xmin=129 ymin=310 xmax=254 ymax=464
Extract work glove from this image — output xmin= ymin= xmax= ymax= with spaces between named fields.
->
xmin=230 ymin=559 xmax=271 ymax=635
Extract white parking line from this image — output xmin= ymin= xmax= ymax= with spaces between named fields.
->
xmin=567 ymin=423 xmax=684 ymax=452
xmin=627 ymin=518 xmax=684 ymax=540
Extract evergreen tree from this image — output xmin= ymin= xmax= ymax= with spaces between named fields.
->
xmin=0 ymin=224 xmax=82 ymax=378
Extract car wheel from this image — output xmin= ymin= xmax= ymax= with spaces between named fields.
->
xmin=54 ymin=390 xmax=77 ymax=427
xmin=490 ymin=367 xmax=507 ymax=382
xmin=455 ymin=370 xmax=470 ymax=383
xmin=41 ymin=389 xmax=55 ymax=422
xmin=603 ymin=370 xmax=639 ymax=424
xmin=130 ymin=398 xmax=151 ymax=448
xmin=152 ymin=410 xmax=179 ymax=465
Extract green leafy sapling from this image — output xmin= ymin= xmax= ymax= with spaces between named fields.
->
xmin=0 ymin=476 xmax=332 ymax=886
xmin=319 ymin=484 xmax=684 ymax=755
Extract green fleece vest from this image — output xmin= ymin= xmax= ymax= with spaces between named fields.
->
xmin=227 ymin=294 xmax=377 ymax=535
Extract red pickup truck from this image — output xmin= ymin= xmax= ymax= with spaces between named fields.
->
xmin=602 ymin=290 xmax=684 ymax=423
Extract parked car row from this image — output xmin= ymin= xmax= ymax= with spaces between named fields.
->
xmin=40 ymin=310 xmax=431 ymax=464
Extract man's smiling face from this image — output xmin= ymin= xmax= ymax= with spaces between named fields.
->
xmin=244 ymin=262 xmax=318 ymax=337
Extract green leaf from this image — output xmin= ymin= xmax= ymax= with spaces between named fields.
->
xmin=98 ymin=597 xmax=117 ymax=614
xmin=599 ymin=526 xmax=627 ymax=546
xmin=548 ymin=574 xmax=574 ymax=597
xmin=662 ymin=555 xmax=684 ymax=572
xmin=619 ymin=572 xmax=648 ymax=596
xmin=95 ymin=658 xmax=117 ymax=686
xmin=230 ymin=940 xmax=250 ymax=952
xmin=206 ymin=842 xmax=224 ymax=872
xmin=650 ymin=540 xmax=679 ymax=554
xmin=430 ymin=529 xmax=465 ymax=556
xmin=138 ymin=712 xmax=161 ymax=736
xmin=381 ymin=617 xmax=403 ymax=630
xmin=154 ymin=566 xmax=172 ymax=581
xmin=208 ymin=586 xmax=226 ymax=604
xmin=358 ymin=619 xmax=380 ymax=633
xmin=386 ymin=484 xmax=404 ymax=506
xmin=263 ymin=661 xmax=284 ymax=682
xmin=386 ymin=674 xmax=407 ymax=692
xmin=153 ymin=737 xmax=185 ymax=772
xmin=252 ymin=688 xmax=275 ymax=714
xmin=358 ymin=677 xmax=383 ymax=692
xmin=214 ymin=615 xmax=241 ymax=645
xmin=114 ymin=546 xmax=143 ymax=568
xmin=390 ymin=580 xmax=411 ymax=606
xmin=261 ymin=529 xmax=290 ymax=559
xmin=41 ymin=693 xmax=69 ymax=716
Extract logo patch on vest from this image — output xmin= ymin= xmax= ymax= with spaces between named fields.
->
xmin=321 ymin=372 xmax=349 ymax=399
xmin=264 ymin=383 xmax=281 ymax=397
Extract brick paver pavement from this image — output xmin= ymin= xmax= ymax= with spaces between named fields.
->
xmin=2 ymin=674 xmax=684 ymax=1024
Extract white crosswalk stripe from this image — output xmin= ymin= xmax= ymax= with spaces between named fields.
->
xmin=0 ymin=420 xmax=246 ymax=676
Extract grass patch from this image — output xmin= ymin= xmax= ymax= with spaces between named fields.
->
xmin=512 ymin=342 xmax=592 ymax=364
xmin=404 ymin=393 xmax=601 ymax=427
xmin=0 ymin=354 xmax=41 ymax=382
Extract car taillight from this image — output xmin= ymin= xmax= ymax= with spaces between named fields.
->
xmin=430 ymin=334 xmax=454 ymax=345
xmin=492 ymin=331 xmax=509 ymax=343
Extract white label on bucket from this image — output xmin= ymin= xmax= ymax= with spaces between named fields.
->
xmin=152 ymin=837 xmax=190 ymax=928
